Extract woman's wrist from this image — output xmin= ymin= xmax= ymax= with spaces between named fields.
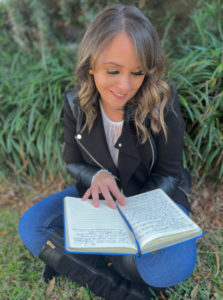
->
xmin=91 ymin=169 xmax=113 ymax=185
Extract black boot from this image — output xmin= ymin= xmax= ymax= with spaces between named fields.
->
xmin=39 ymin=229 xmax=152 ymax=299
xmin=42 ymin=264 xmax=58 ymax=283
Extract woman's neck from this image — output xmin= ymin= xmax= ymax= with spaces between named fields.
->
xmin=100 ymin=102 xmax=124 ymax=122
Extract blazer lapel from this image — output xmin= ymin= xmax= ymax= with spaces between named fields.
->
xmin=77 ymin=111 xmax=119 ymax=178
xmin=115 ymin=121 xmax=141 ymax=187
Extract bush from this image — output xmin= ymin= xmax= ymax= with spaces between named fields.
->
xmin=5 ymin=0 xmax=144 ymax=52
xmin=167 ymin=0 xmax=223 ymax=183
xmin=0 ymin=45 xmax=76 ymax=181
xmin=0 ymin=0 xmax=222 ymax=183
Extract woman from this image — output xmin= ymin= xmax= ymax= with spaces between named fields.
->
xmin=19 ymin=4 xmax=196 ymax=299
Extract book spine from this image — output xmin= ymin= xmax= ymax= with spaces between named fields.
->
xmin=117 ymin=206 xmax=142 ymax=256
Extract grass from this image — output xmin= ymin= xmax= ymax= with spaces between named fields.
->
xmin=0 ymin=208 xmax=98 ymax=300
xmin=0 ymin=179 xmax=223 ymax=299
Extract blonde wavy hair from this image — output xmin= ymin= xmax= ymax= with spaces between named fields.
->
xmin=76 ymin=4 xmax=170 ymax=143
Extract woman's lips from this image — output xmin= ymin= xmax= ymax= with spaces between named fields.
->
xmin=110 ymin=90 xmax=128 ymax=99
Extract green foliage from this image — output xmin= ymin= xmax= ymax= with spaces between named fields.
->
xmin=5 ymin=0 xmax=143 ymax=53
xmin=0 ymin=0 xmax=222 ymax=182
xmin=167 ymin=0 xmax=223 ymax=183
xmin=0 ymin=44 xmax=76 ymax=181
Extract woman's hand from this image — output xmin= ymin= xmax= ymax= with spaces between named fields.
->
xmin=82 ymin=171 xmax=126 ymax=209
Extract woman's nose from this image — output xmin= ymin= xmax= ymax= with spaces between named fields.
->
xmin=116 ymin=75 xmax=131 ymax=93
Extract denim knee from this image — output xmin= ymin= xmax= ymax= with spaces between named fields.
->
xmin=18 ymin=186 xmax=78 ymax=256
xmin=136 ymin=239 xmax=197 ymax=288
xmin=18 ymin=207 xmax=51 ymax=256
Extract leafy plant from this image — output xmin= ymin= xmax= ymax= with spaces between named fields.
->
xmin=0 ymin=46 xmax=76 ymax=181
xmin=167 ymin=0 xmax=223 ymax=183
xmin=0 ymin=0 xmax=222 ymax=183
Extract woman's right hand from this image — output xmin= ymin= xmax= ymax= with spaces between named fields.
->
xmin=82 ymin=171 xmax=126 ymax=209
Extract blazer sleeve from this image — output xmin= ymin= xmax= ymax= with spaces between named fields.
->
xmin=140 ymin=89 xmax=184 ymax=197
xmin=63 ymin=93 xmax=101 ymax=190
xmin=63 ymin=93 xmax=83 ymax=164
xmin=152 ymin=88 xmax=184 ymax=179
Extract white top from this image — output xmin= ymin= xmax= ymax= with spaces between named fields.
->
xmin=100 ymin=102 xmax=124 ymax=167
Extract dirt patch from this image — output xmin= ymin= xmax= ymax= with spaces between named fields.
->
xmin=0 ymin=175 xmax=67 ymax=216
xmin=190 ymin=180 xmax=223 ymax=233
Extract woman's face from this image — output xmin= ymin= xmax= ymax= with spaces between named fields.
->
xmin=93 ymin=32 xmax=145 ymax=121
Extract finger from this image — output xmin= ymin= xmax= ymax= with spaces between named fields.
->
xmin=91 ymin=186 xmax=100 ymax=208
xmin=100 ymin=186 xmax=116 ymax=209
xmin=82 ymin=188 xmax=91 ymax=201
xmin=109 ymin=185 xmax=126 ymax=206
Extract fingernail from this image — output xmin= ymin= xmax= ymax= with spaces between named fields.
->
xmin=120 ymin=200 xmax=126 ymax=206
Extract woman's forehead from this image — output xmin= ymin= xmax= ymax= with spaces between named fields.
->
xmin=94 ymin=32 xmax=142 ymax=69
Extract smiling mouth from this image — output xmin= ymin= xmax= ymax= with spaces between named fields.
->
xmin=110 ymin=90 xmax=127 ymax=98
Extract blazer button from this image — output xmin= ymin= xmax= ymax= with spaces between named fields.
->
xmin=118 ymin=143 xmax=122 ymax=147
xmin=76 ymin=134 xmax=82 ymax=140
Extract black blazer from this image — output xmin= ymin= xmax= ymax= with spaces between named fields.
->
xmin=63 ymin=88 xmax=190 ymax=210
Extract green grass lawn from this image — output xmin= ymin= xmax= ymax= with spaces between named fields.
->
xmin=0 ymin=192 xmax=222 ymax=299
xmin=0 ymin=208 xmax=100 ymax=300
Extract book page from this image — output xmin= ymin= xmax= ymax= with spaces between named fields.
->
xmin=119 ymin=189 xmax=201 ymax=247
xmin=64 ymin=197 xmax=136 ymax=251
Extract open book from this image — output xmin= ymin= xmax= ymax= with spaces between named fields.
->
xmin=63 ymin=189 xmax=203 ymax=256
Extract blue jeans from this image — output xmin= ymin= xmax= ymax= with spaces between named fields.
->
xmin=18 ymin=186 xmax=197 ymax=288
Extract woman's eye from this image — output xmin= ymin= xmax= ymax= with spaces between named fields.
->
xmin=132 ymin=71 xmax=144 ymax=76
xmin=106 ymin=70 xmax=144 ymax=76
xmin=107 ymin=70 xmax=119 ymax=75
